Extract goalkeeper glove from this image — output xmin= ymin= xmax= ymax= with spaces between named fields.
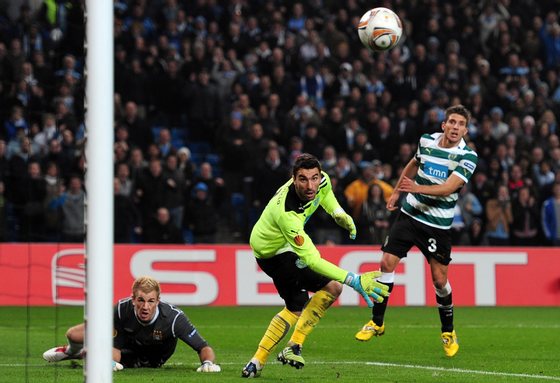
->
xmin=333 ymin=209 xmax=357 ymax=240
xmin=112 ymin=360 xmax=123 ymax=372
xmin=344 ymin=271 xmax=390 ymax=308
xmin=197 ymin=360 xmax=221 ymax=373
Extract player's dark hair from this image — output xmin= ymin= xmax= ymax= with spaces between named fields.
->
xmin=292 ymin=153 xmax=321 ymax=176
xmin=445 ymin=104 xmax=471 ymax=125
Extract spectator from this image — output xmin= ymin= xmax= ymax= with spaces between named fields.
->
xmin=485 ymin=184 xmax=513 ymax=246
xmin=320 ymin=145 xmax=337 ymax=177
xmin=134 ymin=159 xmax=167 ymax=225
xmin=191 ymin=162 xmax=226 ymax=209
xmin=510 ymin=186 xmax=541 ymax=246
xmin=533 ymin=160 xmax=556 ymax=189
xmin=184 ymin=68 xmax=221 ymax=143
xmin=20 ymin=161 xmax=47 ymax=241
xmin=252 ymin=145 xmax=290 ymax=213
xmin=120 ymin=101 xmax=152 ymax=152
xmin=184 ymin=182 xmax=218 ymax=244
xmin=474 ymin=117 xmax=498 ymax=165
xmin=332 ymin=113 xmax=361 ymax=156
xmin=44 ymin=162 xmax=63 ymax=241
xmin=176 ymin=146 xmax=195 ymax=187
xmin=0 ymin=140 xmax=8 ymax=182
xmin=42 ymin=138 xmax=73 ymax=179
xmin=299 ymin=63 xmax=325 ymax=110
xmin=541 ymin=181 xmax=560 ymax=245
xmin=356 ymin=183 xmax=390 ymax=245
xmin=114 ymin=178 xmax=141 ymax=243
xmin=50 ymin=175 xmax=85 ymax=243
xmin=245 ymin=122 xmax=270 ymax=176
xmin=344 ymin=161 xmax=393 ymax=220
xmin=353 ymin=130 xmax=377 ymax=163
xmin=220 ymin=111 xmax=248 ymax=194
xmin=162 ymin=153 xmax=186 ymax=229
xmin=144 ymin=207 xmax=183 ymax=244
xmin=371 ymin=116 xmax=399 ymax=164
xmin=392 ymin=105 xmax=418 ymax=145
xmin=3 ymin=105 xmax=28 ymax=141
xmin=115 ymin=162 xmax=133 ymax=197
xmin=302 ymin=123 xmax=326 ymax=160
xmin=33 ymin=113 xmax=58 ymax=155
xmin=507 ymin=164 xmax=526 ymax=200
xmin=468 ymin=218 xmax=487 ymax=246
xmin=153 ymin=59 xmax=185 ymax=127
xmin=471 ymin=169 xmax=494 ymax=210
xmin=454 ymin=185 xmax=483 ymax=245
xmin=156 ymin=127 xmax=176 ymax=158
xmin=539 ymin=18 xmax=560 ymax=68
xmin=333 ymin=155 xmax=358 ymax=191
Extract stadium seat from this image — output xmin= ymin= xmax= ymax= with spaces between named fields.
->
xmin=189 ymin=141 xmax=211 ymax=156
xmin=171 ymin=127 xmax=187 ymax=148
xmin=151 ymin=126 xmax=163 ymax=140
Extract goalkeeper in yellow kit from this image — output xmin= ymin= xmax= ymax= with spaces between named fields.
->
xmin=241 ymin=153 xmax=389 ymax=378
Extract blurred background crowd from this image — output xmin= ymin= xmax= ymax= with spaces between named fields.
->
xmin=1 ymin=0 xmax=560 ymax=246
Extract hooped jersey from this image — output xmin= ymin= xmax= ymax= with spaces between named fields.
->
xmin=402 ymin=133 xmax=478 ymax=229
xmin=249 ymin=171 xmax=348 ymax=282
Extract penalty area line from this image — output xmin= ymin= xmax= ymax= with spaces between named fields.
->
xmin=364 ymin=361 xmax=560 ymax=381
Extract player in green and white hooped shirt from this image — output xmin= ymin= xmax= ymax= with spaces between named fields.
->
xmin=355 ymin=105 xmax=478 ymax=358
xmin=241 ymin=153 xmax=389 ymax=378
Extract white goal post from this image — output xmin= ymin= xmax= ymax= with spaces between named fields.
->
xmin=85 ymin=0 xmax=114 ymax=381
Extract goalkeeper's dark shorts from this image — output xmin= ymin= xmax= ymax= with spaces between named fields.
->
xmin=257 ymin=251 xmax=331 ymax=312
xmin=381 ymin=211 xmax=452 ymax=265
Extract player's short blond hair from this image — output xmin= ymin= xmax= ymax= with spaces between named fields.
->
xmin=132 ymin=276 xmax=161 ymax=298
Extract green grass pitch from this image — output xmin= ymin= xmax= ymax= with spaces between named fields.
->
xmin=1 ymin=306 xmax=559 ymax=382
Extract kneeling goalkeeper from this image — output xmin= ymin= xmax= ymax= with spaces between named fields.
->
xmin=241 ymin=153 xmax=389 ymax=378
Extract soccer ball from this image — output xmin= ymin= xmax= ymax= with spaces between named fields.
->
xmin=358 ymin=7 xmax=403 ymax=52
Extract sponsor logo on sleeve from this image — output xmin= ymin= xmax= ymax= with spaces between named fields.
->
xmin=463 ymin=160 xmax=475 ymax=173
xmin=294 ymin=235 xmax=304 ymax=246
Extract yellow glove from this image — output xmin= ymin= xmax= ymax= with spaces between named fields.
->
xmin=333 ymin=208 xmax=357 ymax=239
xmin=344 ymin=271 xmax=390 ymax=307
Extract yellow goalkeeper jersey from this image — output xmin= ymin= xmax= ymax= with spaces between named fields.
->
xmin=249 ymin=171 xmax=348 ymax=283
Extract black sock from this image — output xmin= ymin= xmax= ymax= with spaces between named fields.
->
xmin=372 ymin=282 xmax=394 ymax=326
xmin=436 ymin=292 xmax=454 ymax=333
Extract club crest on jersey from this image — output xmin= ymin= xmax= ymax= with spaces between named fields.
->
xmin=448 ymin=154 xmax=457 ymax=161
xmin=294 ymin=235 xmax=304 ymax=246
xmin=153 ymin=330 xmax=163 ymax=341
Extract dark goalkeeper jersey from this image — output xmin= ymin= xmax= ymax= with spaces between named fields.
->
xmin=249 ymin=171 xmax=348 ymax=283
xmin=113 ymin=298 xmax=208 ymax=367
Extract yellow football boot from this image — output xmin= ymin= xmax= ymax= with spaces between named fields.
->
xmin=355 ymin=320 xmax=385 ymax=342
xmin=441 ymin=330 xmax=459 ymax=357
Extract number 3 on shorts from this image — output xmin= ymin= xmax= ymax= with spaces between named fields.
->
xmin=428 ymin=238 xmax=437 ymax=252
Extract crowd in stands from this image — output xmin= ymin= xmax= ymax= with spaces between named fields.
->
xmin=1 ymin=0 xmax=560 ymax=246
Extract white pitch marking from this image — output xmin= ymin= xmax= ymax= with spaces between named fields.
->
xmin=9 ymin=360 xmax=559 ymax=381
xmin=363 ymin=361 xmax=560 ymax=381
